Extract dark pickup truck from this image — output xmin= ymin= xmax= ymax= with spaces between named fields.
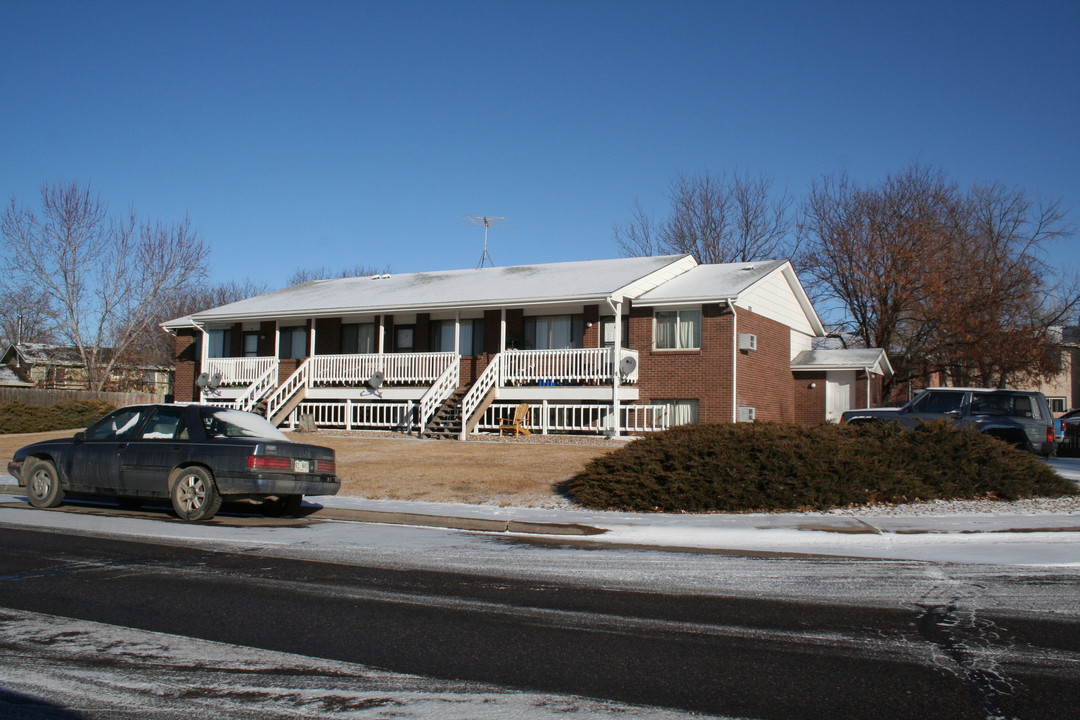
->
xmin=840 ymin=387 xmax=1058 ymax=456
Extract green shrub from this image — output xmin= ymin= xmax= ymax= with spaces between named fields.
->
xmin=0 ymin=400 xmax=115 ymax=434
xmin=569 ymin=421 xmax=1077 ymax=512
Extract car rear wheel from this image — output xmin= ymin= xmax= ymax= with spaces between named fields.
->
xmin=170 ymin=467 xmax=222 ymax=521
xmin=25 ymin=459 xmax=64 ymax=508
xmin=263 ymin=494 xmax=303 ymax=517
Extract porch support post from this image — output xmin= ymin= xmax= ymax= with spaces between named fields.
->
xmin=608 ymin=298 xmax=622 ymax=437
xmin=499 ymin=308 xmax=507 ymax=386
xmin=308 ymin=318 xmax=316 ymax=358
xmin=454 ymin=310 xmax=461 ymax=355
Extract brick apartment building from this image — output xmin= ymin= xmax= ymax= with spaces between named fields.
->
xmin=163 ymin=254 xmax=890 ymax=437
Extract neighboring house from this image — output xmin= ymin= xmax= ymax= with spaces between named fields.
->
xmin=1016 ymin=326 xmax=1080 ymax=415
xmin=0 ymin=363 xmax=33 ymax=388
xmin=162 ymin=254 xmax=892 ymax=437
xmin=0 ymin=343 xmax=173 ymax=395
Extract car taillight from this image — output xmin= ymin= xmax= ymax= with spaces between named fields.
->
xmin=247 ymin=456 xmax=292 ymax=471
xmin=316 ymin=459 xmax=336 ymax=474
xmin=1047 ymin=426 xmax=1056 ymax=443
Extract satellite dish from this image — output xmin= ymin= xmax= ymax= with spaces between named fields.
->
xmin=196 ymin=372 xmax=209 ymax=388
xmin=209 ymin=372 xmax=222 ymax=389
xmin=367 ymin=371 xmax=385 ymax=389
xmin=619 ymin=355 xmax=638 ymax=376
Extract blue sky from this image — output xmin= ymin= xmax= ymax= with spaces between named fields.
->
xmin=2 ymin=0 xmax=1078 ymax=288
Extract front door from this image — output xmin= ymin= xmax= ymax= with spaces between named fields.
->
xmin=70 ymin=407 xmax=152 ymax=493
xmin=825 ymin=371 xmax=856 ymax=423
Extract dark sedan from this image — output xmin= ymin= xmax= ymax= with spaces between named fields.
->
xmin=7 ymin=404 xmax=340 ymax=521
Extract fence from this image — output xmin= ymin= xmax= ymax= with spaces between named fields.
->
xmin=0 ymin=387 xmax=164 ymax=408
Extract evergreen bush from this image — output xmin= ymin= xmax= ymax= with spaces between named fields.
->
xmin=0 ymin=400 xmax=115 ymax=434
xmin=569 ymin=421 xmax=1077 ymax=512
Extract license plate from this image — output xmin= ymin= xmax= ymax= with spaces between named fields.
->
xmin=293 ymin=459 xmax=311 ymax=473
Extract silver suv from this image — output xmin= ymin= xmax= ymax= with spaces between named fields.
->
xmin=841 ymin=388 xmax=1057 ymax=456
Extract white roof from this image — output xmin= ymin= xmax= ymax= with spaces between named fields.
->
xmin=633 ymin=259 xmax=787 ymax=303
xmin=165 ymin=255 xmax=697 ymax=326
xmin=791 ymin=349 xmax=893 ymax=377
xmin=634 ymin=259 xmax=825 ymax=335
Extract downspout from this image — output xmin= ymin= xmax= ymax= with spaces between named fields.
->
xmin=728 ymin=299 xmax=738 ymax=423
xmin=606 ymin=297 xmax=622 ymax=438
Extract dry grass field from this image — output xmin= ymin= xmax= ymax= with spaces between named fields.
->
xmin=0 ymin=429 xmax=617 ymax=507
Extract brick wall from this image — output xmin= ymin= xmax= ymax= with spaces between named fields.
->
xmin=792 ymin=371 xmax=826 ymax=424
xmin=632 ymin=302 xmax=735 ymax=424
xmin=173 ymin=329 xmax=200 ymax=402
xmin=735 ymin=310 xmax=798 ymax=423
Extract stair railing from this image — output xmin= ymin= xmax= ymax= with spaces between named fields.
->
xmin=459 ymin=353 xmax=502 ymax=440
xmin=418 ymin=359 xmax=460 ymax=435
xmin=263 ymin=359 xmax=311 ymax=423
xmin=232 ymin=362 xmax=279 ymax=413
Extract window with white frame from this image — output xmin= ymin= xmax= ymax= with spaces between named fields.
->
xmin=430 ymin=319 xmax=484 ymax=355
xmin=601 ymin=316 xmax=629 ymax=348
xmin=655 ymin=399 xmax=699 ymax=425
xmin=1048 ymin=396 xmax=1068 ymax=414
xmin=278 ymin=327 xmax=307 ymax=359
xmin=207 ymin=329 xmax=232 ymax=358
xmin=525 ymin=314 xmax=584 ymax=350
xmin=341 ymin=323 xmax=376 ymax=354
xmin=242 ymin=331 xmax=260 ymax=357
xmin=654 ymin=309 xmax=701 ymax=350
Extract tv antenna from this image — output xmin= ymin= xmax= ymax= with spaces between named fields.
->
xmin=465 ymin=215 xmax=508 ymax=268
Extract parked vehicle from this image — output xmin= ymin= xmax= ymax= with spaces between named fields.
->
xmin=840 ymin=388 xmax=1058 ymax=456
xmin=7 ymin=404 xmax=340 ymax=521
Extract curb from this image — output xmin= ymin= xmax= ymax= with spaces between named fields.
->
xmin=0 ymin=484 xmax=604 ymax=537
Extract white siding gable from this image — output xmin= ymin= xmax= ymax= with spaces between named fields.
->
xmin=736 ymin=267 xmax=818 ymax=335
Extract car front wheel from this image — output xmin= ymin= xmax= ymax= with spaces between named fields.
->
xmin=170 ymin=467 xmax=222 ymax=521
xmin=25 ymin=459 xmax=64 ymax=508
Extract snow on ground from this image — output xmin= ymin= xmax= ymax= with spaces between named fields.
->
xmin=0 ymin=608 xmax=724 ymax=720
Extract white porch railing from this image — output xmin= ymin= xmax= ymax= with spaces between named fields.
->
xmin=204 ymin=357 xmax=277 ymax=386
xmin=284 ymin=401 xmax=417 ymax=432
xmin=501 ymin=348 xmax=639 ymax=385
xmin=310 ymin=352 xmax=457 ymax=386
xmin=478 ymin=403 xmax=670 ymax=434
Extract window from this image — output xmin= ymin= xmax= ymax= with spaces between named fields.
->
xmin=341 ymin=323 xmax=376 ymax=354
xmin=656 ymin=399 xmax=699 ymax=426
xmin=430 ymin=319 xmax=484 ymax=355
xmin=394 ymin=325 xmax=415 ymax=352
xmin=525 ymin=314 xmax=584 ymax=350
xmin=970 ymin=392 xmax=1041 ymax=419
xmin=601 ymin=316 xmax=630 ymax=348
xmin=1048 ymin=396 xmax=1067 ymax=414
xmin=242 ymin=331 xmax=260 ymax=357
xmin=207 ymin=329 xmax=232 ymax=358
xmin=654 ymin=310 xmax=701 ymax=350
xmin=86 ymin=408 xmax=149 ymax=441
xmin=140 ymin=407 xmax=187 ymax=440
xmin=910 ymin=391 xmax=964 ymax=414
xmin=279 ymin=327 xmax=307 ymax=359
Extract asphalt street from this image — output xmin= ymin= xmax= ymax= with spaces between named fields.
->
xmin=1 ymin=522 xmax=1079 ymax=719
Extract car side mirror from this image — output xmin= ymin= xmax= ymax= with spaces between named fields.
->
xmin=74 ymin=431 xmax=86 ymax=443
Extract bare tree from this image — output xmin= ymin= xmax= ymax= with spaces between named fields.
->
xmin=127 ymin=279 xmax=272 ymax=369
xmin=799 ymin=164 xmax=1078 ymax=394
xmin=286 ymin=263 xmax=392 ymax=287
xmin=614 ymin=170 xmax=795 ymax=263
xmin=1 ymin=181 xmax=209 ymax=390
xmin=0 ymin=280 xmax=55 ymax=347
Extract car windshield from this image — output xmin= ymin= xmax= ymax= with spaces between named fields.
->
xmin=200 ymin=408 xmax=292 ymax=441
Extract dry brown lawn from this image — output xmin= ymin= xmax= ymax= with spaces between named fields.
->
xmin=1 ymin=429 xmax=616 ymax=507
